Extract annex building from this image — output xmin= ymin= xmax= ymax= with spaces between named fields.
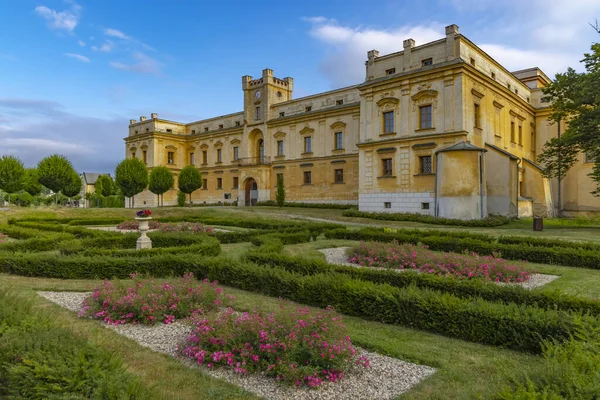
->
xmin=125 ymin=24 xmax=599 ymax=219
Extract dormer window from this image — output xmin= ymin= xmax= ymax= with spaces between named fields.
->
xmin=507 ymin=83 xmax=512 ymax=90
xmin=205 ymin=127 xmax=209 ymax=132
xmin=386 ymin=68 xmax=396 ymax=75
xmin=146 ymin=128 xmax=149 ymax=132
xmin=191 ymin=129 xmax=196 ymax=134
xmin=219 ymin=124 xmax=223 ymax=129
xmin=491 ymin=71 xmax=496 ymax=80
xmin=166 ymin=129 xmax=172 ymax=133
xmin=470 ymin=57 xmax=475 ymax=66
xmin=135 ymin=130 xmax=138 ymax=134
xmin=279 ymin=112 xmax=285 ymax=117
xmin=422 ymin=58 xmax=433 ymax=66
xmin=336 ymin=99 xmax=343 ymax=106
xmin=235 ymin=121 xmax=240 ymax=126
xmin=305 ymin=106 xmax=312 ymax=112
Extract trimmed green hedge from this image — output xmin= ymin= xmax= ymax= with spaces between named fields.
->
xmin=498 ymin=235 xmax=600 ymax=251
xmin=76 ymin=239 xmax=221 ymax=258
xmin=68 ymin=218 xmax=126 ymax=226
xmin=0 ymin=253 xmax=591 ymax=353
xmin=342 ymin=209 xmax=511 ymax=227
xmin=257 ymin=200 xmax=357 ymax=210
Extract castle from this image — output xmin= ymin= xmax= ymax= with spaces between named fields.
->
xmin=124 ymin=24 xmax=599 ymax=218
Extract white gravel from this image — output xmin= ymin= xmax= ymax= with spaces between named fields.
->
xmin=37 ymin=291 xmax=436 ymax=400
xmin=319 ymin=247 xmax=560 ymax=290
xmin=87 ymin=226 xmax=231 ymax=233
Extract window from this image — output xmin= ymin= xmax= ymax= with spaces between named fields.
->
xmin=277 ymin=173 xmax=283 ymax=184
xmin=202 ymin=150 xmax=207 ymax=164
xmin=279 ymin=112 xmax=285 ymax=117
xmin=383 ymin=111 xmax=394 ymax=134
xmin=233 ymin=177 xmax=239 ymax=189
xmin=145 ymin=128 xmax=149 ymax=132
xmin=531 ymin=130 xmax=536 ymax=154
xmin=507 ymin=83 xmax=512 ymax=90
xmin=336 ymin=99 xmax=343 ymax=106
xmin=166 ymin=129 xmax=172 ymax=133
xmin=304 ymin=136 xmax=312 ymax=153
xmin=386 ymin=68 xmax=396 ymax=75
xmin=419 ymin=156 xmax=432 ymax=174
xmin=277 ymin=140 xmax=284 ymax=156
xmin=235 ymin=121 xmax=241 ymax=126
xmin=131 ymin=151 xmax=136 ymax=159
xmin=134 ymin=130 xmax=138 ymax=134
xmin=382 ymin=158 xmax=393 ymax=176
xmin=142 ymin=150 xmax=147 ymax=164
xmin=491 ymin=71 xmax=496 ymax=80
xmin=233 ymin=146 xmax=239 ymax=161
xmin=167 ymin=152 xmax=174 ymax=165
xmin=470 ymin=57 xmax=475 ymax=66
xmin=585 ymin=152 xmax=594 ymax=163
xmin=384 ymin=202 xmax=391 ymax=209
xmin=518 ymin=125 xmax=523 ymax=145
xmin=305 ymin=106 xmax=312 ymax=112
xmin=303 ymin=171 xmax=312 ymax=184
xmin=422 ymin=58 xmax=433 ymax=66
xmin=334 ymin=169 xmax=344 ymax=184
xmin=419 ymin=105 xmax=432 ymax=129
xmin=334 ymin=132 xmax=343 ymax=149
xmin=219 ymin=124 xmax=223 ymax=129
xmin=216 ymin=178 xmax=222 ymax=189
xmin=202 ymin=179 xmax=207 ymax=190
xmin=217 ymin=149 xmax=222 ymax=163
xmin=474 ymin=103 xmax=481 ymax=128
xmin=191 ymin=129 xmax=196 ymax=134
xmin=421 ymin=202 xmax=430 ymax=210
xmin=511 ymin=122 xmax=516 ymax=142
xmin=189 ymin=152 xmax=195 ymax=166
xmin=255 ymin=106 xmax=261 ymax=120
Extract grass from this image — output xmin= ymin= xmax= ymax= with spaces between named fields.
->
xmin=1 ymin=273 xmax=545 ymax=400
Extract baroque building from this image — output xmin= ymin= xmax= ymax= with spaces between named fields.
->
xmin=124 ymin=24 xmax=599 ymax=218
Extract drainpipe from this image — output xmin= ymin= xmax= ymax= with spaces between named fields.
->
xmin=516 ymin=158 xmax=521 ymax=219
xmin=479 ymin=151 xmax=484 ymax=219
xmin=434 ymin=153 xmax=439 ymax=217
xmin=557 ymin=119 xmax=562 ymax=218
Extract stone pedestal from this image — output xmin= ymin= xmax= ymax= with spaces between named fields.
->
xmin=135 ymin=217 xmax=152 ymax=250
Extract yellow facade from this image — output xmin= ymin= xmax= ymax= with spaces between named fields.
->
xmin=124 ymin=24 xmax=599 ymax=218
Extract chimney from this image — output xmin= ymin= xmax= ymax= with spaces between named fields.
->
xmin=150 ymin=113 xmax=158 ymax=119
xmin=129 ymin=119 xmax=137 ymax=125
xmin=445 ymin=24 xmax=459 ymax=60
xmin=403 ymin=39 xmax=415 ymax=70
xmin=367 ymin=49 xmax=379 ymax=61
xmin=140 ymin=116 xmax=147 ymax=122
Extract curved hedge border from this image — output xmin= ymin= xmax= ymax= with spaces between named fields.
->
xmin=342 ymin=209 xmax=510 ymax=227
xmin=257 ymin=200 xmax=357 ymax=210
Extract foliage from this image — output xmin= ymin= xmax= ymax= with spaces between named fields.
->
xmin=181 ymin=305 xmax=367 ymax=387
xmin=62 ymin=170 xmax=82 ymax=198
xmin=541 ymin=42 xmax=600 ymax=195
xmin=96 ymin=175 xmax=115 ymax=197
xmin=536 ymin=136 xmax=580 ymax=181
xmin=257 ymin=200 xmax=357 ymax=210
xmin=10 ymin=192 xmax=33 ymax=207
xmin=346 ymin=241 xmax=532 ymax=283
xmin=0 ymin=290 xmax=145 ymax=399
xmin=148 ymin=166 xmax=174 ymax=206
xmin=275 ymin=175 xmax=286 ymax=207
xmin=177 ymin=190 xmax=186 ymax=207
xmin=22 ymin=168 xmax=43 ymax=196
xmin=178 ymin=165 xmax=202 ymax=204
xmin=117 ymin=220 xmax=161 ymax=230
xmin=157 ymin=221 xmax=213 ymax=233
xmin=0 ymin=233 xmax=6 ymax=243
xmin=115 ymin=158 xmax=148 ymax=207
xmin=0 ymin=155 xmax=25 ymax=196
xmin=80 ymin=273 xmax=233 ymax=325
xmin=342 ymin=209 xmax=510 ymax=226
xmin=37 ymin=154 xmax=77 ymax=196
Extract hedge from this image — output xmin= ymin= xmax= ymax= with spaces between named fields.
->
xmin=244 ymin=250 xmax=600 ymax=316
xmin=76 ymin=239 xmax=221 ymax=258
xmin=0 ymin=253 xmax=591 ymax=353
xmin=342 ymin=209 xmax=511 ymax=227
xmin=498 ymin=235 xmax=600 ymax=251
xmin=257 ymin=200 xmax=358 ymax=210
xmin=67 ymin=218 xmax=126 ymax=226
xmin=0 ymin=233 xmax=76 ymax=253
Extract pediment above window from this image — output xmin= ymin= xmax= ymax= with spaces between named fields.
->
xmin=199 ymin=144 xmax=209 ymax=150
xmin=274 ymin=131 xmax=287 ymax=139
xmin=471 ymin=88 xmax=485 ymax=99
xmin=214 ymin=141 xmax=224 ymax=148
xmin=330 ymin=121 xmax=347 ymax=130
xmin=187 ymin=145 xmax=196 ymax=151
xmin=376 ymin=97 xmax=400 ymax=107
xmin=230 ymin=139 xmax=241 ymax=145
xmin=165 ymin=145 xmax=177 ymax=151
xmin=299 ymin=126 xmax=314 ymax=136
xmin=411 ymin=89 xmax=438 ymax=102
xmin=129 ymin=146 xmax=137 ymax=152
xmin=140 ymin=144 xmax=148 ymax=150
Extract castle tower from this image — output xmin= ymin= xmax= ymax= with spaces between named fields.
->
xmin=241 ymin=68 xmax=293 ymax=124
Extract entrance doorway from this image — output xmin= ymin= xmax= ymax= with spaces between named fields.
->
xmin=245 ymin=178 xmax=258 ymax=206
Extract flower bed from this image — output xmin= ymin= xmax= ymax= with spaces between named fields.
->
xmin=347 ymin=241 xmax=532 ymax=283
xmin=181 ymin=305 xmax=369 ymax=388
xmin=79 ymin=273 xmax=234 ymax=325
xmin=116 ymin=220 xmax=161 ymax=230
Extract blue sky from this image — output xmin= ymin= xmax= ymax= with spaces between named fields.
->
xmin=1 ymin=0 xmax=599 ymax=173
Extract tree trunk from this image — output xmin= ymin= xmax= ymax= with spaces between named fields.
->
xmin=189 ymin=193 xmax=192 ymax=207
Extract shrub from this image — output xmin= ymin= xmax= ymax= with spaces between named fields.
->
xmin=68 ymin=218 xmax=126 ymax=226
xmin=181 ymin=305 xmax=367 ymax=387
xmin=80 ymin=273 xmax=233 ymax=325
xmin=0 ymin=233 xmax=6 ymax=243
xmin=0 ymin=233 xmax=75 ymax=252
xmin=157 ymin=222 xmax=213 ymax=234
xmin=77 ymin=239 xmax=221 ymax=258
xmin=257 ymin=200 xmax=357 ymax=210
xmin=342 ymin=209 xmax=510 ymax=226
xmin=177 ymin=190 xmax=186 ymax=207
xmin=347 ymin=241 xmax=532 ymax=283
xmin=0 ymin=290 xmax=145 ymax=398
xmin=498 ymin=235 xmax=600 ymax=251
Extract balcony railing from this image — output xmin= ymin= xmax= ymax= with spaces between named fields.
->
xmin=235 ymin=156 xmax=271 ymax=166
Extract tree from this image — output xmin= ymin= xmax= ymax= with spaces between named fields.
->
xmin=540 ymin=39 xmax=600 ymax=196
xmin=23 ymin=168 xmax=43 ymax=196
xmin=0 ymin=155 xmax=25 ymax=203
xmin=97 ymin=175 xmax=114 ymax=197
xmin=94 ymin=177 xmax=104 ymax=197
xmin=63 ymin=171 xmax=82 ymax=202
xmin=37 ymin=154 xmax=77 ymax=205
xmin=276 ymin=174 xmax=286 ymax=207
xmin=178 ymin=165 xmax=202 ymax=206
xmin=115 ymin=158 xmax=148 ymax=208
xmin=148 ymin=166 xmax=174 ymax=207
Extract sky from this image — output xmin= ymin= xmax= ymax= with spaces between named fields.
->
xmin=1 ymin=0 xmax=599 ymax=174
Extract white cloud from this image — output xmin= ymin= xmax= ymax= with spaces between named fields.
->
xmin=34 ymin=4 xmax=80 ymax=33
xmin=3 ymin=138 xmax=91 ymax=154
xmin=110 ymin=52 xmax=161 ymax=74
xmin=65 ymin=53 xmax=90 ymax=63
xmin=304 ymin=17 xmax=443 ymax=87
xmin=104 ymin=28 xmax=131 ymax=40
xmin=78 ymin=40 xmax=85 ymax=47
xmin=91 ymin=41 xmax=113 ymax=53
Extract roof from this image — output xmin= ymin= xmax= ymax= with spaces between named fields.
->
xmin=485 ymin=143 xmax=519 ymax=160
xmin=81 ymin=172 xmax=110 ymax=185
xmin=436 ymin=141 xmax=486 ymax=154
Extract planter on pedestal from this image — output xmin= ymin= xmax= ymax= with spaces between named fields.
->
xmin=135 ymin=217 xmax=152 ymax=250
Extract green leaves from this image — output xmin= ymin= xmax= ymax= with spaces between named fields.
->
xmin=37 ymin=154 xmax=77 ymax=195
xmin=276 ymin=175 xmax=286 ymax=207
xmin=0 ymin=155 xmax=25 ymax=195
xmin=62 ymin=171 xmax=82 ymax=198
xmin=23 ymin=168 xmax=43 ymax=196
xmin=178 ymin=165 xmax=202 ymax=195
xmin=148 ymin=166 xmax=174 ymax=206
xmin=114 ymin=158 xmax=148 ymax=200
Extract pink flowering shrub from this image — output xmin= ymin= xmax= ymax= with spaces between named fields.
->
xmin=157 ymin=222 xmax=213 ymax=234
xmin=79 ymin=273 xmax=234 ymax=325
xmin=0 ymin=233 xmax=7 ymax=243
xmin=181 ymin=305 xmax=370 ymax=388
xmin=347 ymin=241 xmax=532 ymax=283
xmin=116 ymin=220 xmax=160 ymax=230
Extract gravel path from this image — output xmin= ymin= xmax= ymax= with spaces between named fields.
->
xmin=88 ymin=226 xmax=231 ymax=233
xmin=319 ymin=247 xmax=559 ymax=290
xmin=38 ymin=291 xmax=436 ymax=400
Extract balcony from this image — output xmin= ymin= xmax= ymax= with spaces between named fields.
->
xmin=235 ymin=156 xmax=271 ymax=166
